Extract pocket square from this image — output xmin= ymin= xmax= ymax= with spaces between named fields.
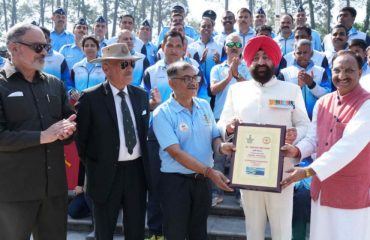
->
xmin=8 ymin=91 xmax=24 ymax=97
xmin=141 ymin=110 xmax=147 ymax=115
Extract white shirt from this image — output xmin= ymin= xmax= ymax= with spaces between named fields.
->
xmin=297 ymin=99 xmax=370 ymax=181
xmin=109 ymin=83 xmax=141 ymax=161
xmin=360 ymin=74 xmax=370 ymax=92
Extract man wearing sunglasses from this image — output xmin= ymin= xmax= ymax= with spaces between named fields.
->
xmin=0 ymin=22 xmax=76 ymax=240
xmin=210 ymin=33 xmax=251 ymax=207
xmin=76 ymin=43 xmax=150 ymax=240
xmin=50 ymin=7 xmax=74 ymax=51
xmin=59 ymin=18 xmax=88 ymax=72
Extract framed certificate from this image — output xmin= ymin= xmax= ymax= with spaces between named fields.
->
xmin=229 ymin=123 xmax=286 ymax=193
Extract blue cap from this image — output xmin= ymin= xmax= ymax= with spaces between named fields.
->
xmin=30 ymin=20 xmax=39 ymax=26
xmin=256 ymin=7 xmax=266 ymax=16
xmin=53 ymin=7 xmax=66 ymax=15
xmin=75 ymin=18 xmax=88 ymax=26
xmin=202 ymin=10 xmax=217 ymax=21
xmin=95 ymin=16 xmax=106 ymax=23
xmin=141 ymin=19 xmax=151 ymax=28
xmin=297 ymin=4 xmax=305 ymax=13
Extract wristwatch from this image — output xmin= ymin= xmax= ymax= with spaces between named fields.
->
xmin=304 ymin=168 xmax=313 ymax=178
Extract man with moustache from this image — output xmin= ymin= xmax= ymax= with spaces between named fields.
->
xmin=0 ymin=22 xmax=76 ymax=240
xmin=60 ymin=18 xmax=88 ymax=72
xmin=236 ymin=8 xmax=256 ymax=47
xmin=281 ymin=50 xmax=370 ymax=240
xmin=152 ymin=61 xmax=234 ymax=239
xmin=322 ymin=7 xmax=370 ymax=53
xmin=277 ymin=26 xmax=330 ymax=77
xmin=218 ymin=36 xmax=310 ymax=240
xmin=50 ymin=7 xmax=74 ymax=51
xmin=274 ymin=14 xmax=295 ymax=56
xmin=324 ymin=24 xmax=349 ymax=68
xmin=76 ymin=43 xmax=150 ymax=240
xmin=214 ymin=10 xmax=236 ymax=46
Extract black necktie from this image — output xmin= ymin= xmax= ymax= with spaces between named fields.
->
xmin=117 ymin=91 xmax=137 ymax=154
xmin=141 ymin=44 xmax=147 ymax=56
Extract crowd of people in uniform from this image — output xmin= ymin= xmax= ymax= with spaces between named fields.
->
xmin=0 ymin=2 xmax=369 ymax=240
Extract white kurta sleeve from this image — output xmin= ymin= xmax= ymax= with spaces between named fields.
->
xmin=296 ymin=102 xmax=318 ymax=159
xmin=217 ymin=84 xmax=235 ymax=141
xmin=309 ymin=100 xmax=370 ymax=181
xmin=291 ymin=86 xmax=310 ymax=143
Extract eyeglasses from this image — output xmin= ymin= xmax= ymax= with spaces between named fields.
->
xmin=173 ymin=75 xmax=201 ymax=84
xmin=120 ymin=61 xmax=135 ymax=69
xmin=16 ymin=42 xmax=51 ymax=53
xmin=225 ymin=42 xmax=242 ymax=48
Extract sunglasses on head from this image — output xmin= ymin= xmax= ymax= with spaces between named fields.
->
xmin=120 ymin=61 xmax=135 ymax=69
xmin=16 ymin=42 xmax=51 ymax=53
xmin=225 ymin=42 xmax=242 ymax=48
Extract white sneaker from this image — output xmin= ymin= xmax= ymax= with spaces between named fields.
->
xmin=211 ymin=195 xmax=224 ymax=207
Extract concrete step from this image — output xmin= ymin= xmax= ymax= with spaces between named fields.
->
xmin=209 ymin=194 xmax=244 ymax=217
xmin=67 ymin=214 xmax=273 ymax=240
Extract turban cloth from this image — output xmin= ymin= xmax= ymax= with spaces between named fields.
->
xmin=243 ymin=36 xmax=282 ymax=67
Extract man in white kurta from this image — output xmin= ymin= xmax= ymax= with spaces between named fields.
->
xmin=218 ymin=36 xmax=310 ymax=240
xmin=281 ymin=50 xmax=370 ymax=240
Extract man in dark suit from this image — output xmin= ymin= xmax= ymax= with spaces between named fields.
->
xmin=0 ymin=23 xmax=76 ymax=239
xmin=76 ymin=43 xmax=150 ymax=240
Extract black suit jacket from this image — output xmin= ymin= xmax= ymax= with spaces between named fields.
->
xmin=76 ymin=81 xmax=150 ymax=203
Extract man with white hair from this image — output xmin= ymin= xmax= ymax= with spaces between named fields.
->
xmin=0 ymin=22 xmax=76 ymax=240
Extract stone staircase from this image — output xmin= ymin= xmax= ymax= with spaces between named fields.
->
xmin=67 ymin=192 xmax=273 ymax=239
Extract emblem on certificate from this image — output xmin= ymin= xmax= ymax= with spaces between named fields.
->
xmin=229 ymin=123 xmax=286 ymax=193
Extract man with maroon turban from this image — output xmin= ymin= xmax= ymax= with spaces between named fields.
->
xmin=218 ymin=36 xmax=310 ymax=239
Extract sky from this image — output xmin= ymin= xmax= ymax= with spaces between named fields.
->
xmin=186 ymin=0 xmax=367 ymax=32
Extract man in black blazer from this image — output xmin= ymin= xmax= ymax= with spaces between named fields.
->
xmin=76 ymin=43 xmax=150 ymax=240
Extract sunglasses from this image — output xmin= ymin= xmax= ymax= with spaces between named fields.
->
xmin=16 ymin=42 xmax=51 ymax=53
xmin=120 ymin=61 xmax=135 ymax=69
xmin=225 ymin=42 xmax=242 ymax=48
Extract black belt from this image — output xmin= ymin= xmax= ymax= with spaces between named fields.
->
xmin=116 ymin=157 xmax=141 ymax=167
xmin=175 ymin=173 xmax=207 ymax=180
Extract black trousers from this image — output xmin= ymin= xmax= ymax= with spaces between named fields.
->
xmin=160 ymin=172 xmax=211 ymax=240
xmin=147 ymin=126 xmax=163 ymax=235
xmin=0 ymin=194 xmax=67 ymax=240
xmin=93 ymin=159 xmax=147 ymax=240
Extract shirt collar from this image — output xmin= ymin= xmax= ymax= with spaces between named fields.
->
xmin=169 ymin=94 xmax=200 ymax=113
xmin=348 ymin=26 xmax=357 ymax=36
xmin=238 ymin=28 xmax=255 ymax=36
xmin=3 ymin=61 xmax=44 ymax=81
xmin=277 ymin=32 xmax=294 ymax=40
xmin=109 ymin=82 xmax=128 ymax=96
xmin=251 ymin=76 xmax=278 ymax=87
